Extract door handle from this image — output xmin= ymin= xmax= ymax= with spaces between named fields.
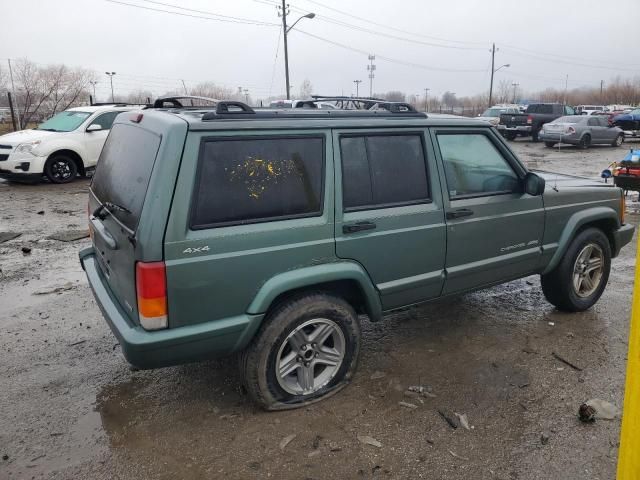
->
xmin=343 ymin=221 xmax=377 ymax=234
xmin=446 ymin=208 xmax=474 ymax=220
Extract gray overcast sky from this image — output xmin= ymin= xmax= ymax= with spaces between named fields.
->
xmin=2 ymin=0 xmax=639 ymax=101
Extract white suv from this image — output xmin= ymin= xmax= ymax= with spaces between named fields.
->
xmin=0 ymin=105 xmax=141 ymax=183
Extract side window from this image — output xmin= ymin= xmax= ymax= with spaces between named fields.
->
xmin=191 ymin=136 xmax=324 ymax=228
xmin=88 ymin=111 xmax=119 ymax=131
xmin=565 ymin=106 xmax=576 ymax=115
xmin=587 ymin=117 xmax=599 ymax=127
xmin=340 ymin=134 xmax=429 ymax=210
xmin=437 ymin=133 xmax=520 ymax=199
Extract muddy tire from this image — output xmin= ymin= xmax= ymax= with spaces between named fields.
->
xmin=240 ymin=293 xmax=361 ymax=410
xmin=612 ymin=134 xmax=624 ymax=147
xmin=541 ymin=228 xmax=611 ymax=312
xmin=544 ymin=141 xmax=556 ymax=148
xmin=579 ymin=134 xmax=591 ymax=149
xmin=532 ymin=126 xmax=543 ymax=142
xmin=44 ymin=154 xmax=78 ymax=184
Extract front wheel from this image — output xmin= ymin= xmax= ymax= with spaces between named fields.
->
xmin=44 ymin=155 xmax=78 ymax=184
xmin=240 ymin=293 xmax=361 ymax=410
xmin=541 ymin=228 xmax=611 ymax=312
xmin=545 ymin=141 xmax=556 ymax=148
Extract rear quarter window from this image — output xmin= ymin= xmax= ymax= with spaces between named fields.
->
xmin=190 ymin=136 xmax=324 ymax=228
xmin=90 ymin=123 xmax=161 ymax=230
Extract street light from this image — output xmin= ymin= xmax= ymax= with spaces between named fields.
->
xmin=89 ymin=80 xmax=98 ymax=104
xmin=105 ymin=72 xmax=116 ymax=103
xmin=488 ymin=63 xmax=509 ymax=107
xmin=280 ymin=2 xmax=315 ymax=100
xmin=353 ymin=80 xmax=362 ymax=97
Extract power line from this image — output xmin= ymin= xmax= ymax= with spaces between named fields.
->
xmin=102 ymin=0 xmax=280 ymax=26
xmin=295 ymin=29 xmax=486 ymax=72
xmin=300 ymin=0 xmax=487 ymax=47
xmin=135 ymin=0 xmax=279 ymax=25
xmin=501 ymin=46 xmax=640 ymax=73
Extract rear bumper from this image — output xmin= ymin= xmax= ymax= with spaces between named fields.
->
xmin=538 ymin=132 xmax=580 ymax=144
xmin=612 ymin=223 xmax=635 ymax=257
xmin=79 ymin=247 xmax=264 ymax=369
xmin=497 ymin=125 xmax=532 ymax=133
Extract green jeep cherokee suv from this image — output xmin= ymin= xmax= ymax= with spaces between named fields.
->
xmin=79 ymin=100 xmax=634 ymax=410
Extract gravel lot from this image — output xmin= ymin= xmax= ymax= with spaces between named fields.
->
xmin=1 ymin=138 xmax=638 ymax=480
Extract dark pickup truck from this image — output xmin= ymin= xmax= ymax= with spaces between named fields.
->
xmin=498 ymin=103 xmax=576 ymax=141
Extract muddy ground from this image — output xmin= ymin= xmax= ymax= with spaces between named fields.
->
xmin=1 ymin=139 xmax=638 ymax=480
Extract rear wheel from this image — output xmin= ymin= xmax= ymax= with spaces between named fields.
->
xmin=240 ymin=293 xmax=361 ymax=410
xmin=612 ymin=134 xmax=624 ymax=147
xmin=545 ymin=141 xmax=556 ymax=148
xmin=579 ymin=134 xmax=591 ymax=149
xmin=44 ymin=154 xmax=78 ymax=184
xmin=541 ymin=228 xmax=611 ymax=312
xmin=504 ymin=132 xmax=517 ymax=141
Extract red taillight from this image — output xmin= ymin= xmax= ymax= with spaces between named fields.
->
xmin=526 ymin=115 xmax=533 ymax=124
xmin=130 ymin=113 xmax=143 ymax=123
xmin=136 ymin=261 xmax=168 ymax=330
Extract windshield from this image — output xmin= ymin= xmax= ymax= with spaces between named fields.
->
xmin=629 ymin=109 xmax=640 ymax=115
xmin=36 ymin=111 xmax=91 ymax=132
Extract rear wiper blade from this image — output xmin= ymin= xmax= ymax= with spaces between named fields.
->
xmin=92 ymin=202 xmax=131 ymax=219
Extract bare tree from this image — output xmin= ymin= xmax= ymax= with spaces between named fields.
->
xmin=298 ymin=79 xmax=313 ymax=98
xmin=125 ymin=89 xmax=154 ymax=104
xmin=189 ymin=82 xmax=235 ymax=100
xmin=442 ymin=91 xmax=457 ymax=109
xmin=384 ymin=91 xmax=406 ymax=102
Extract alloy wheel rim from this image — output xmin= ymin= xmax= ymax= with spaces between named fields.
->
xmin=275 ymin=318 xmax=346 ymax=396
xmin=572 ymin=243 xmax=604 ymax=298
xmin=52 ymin=160 xmax=72 ymax=180
xmin=616 ymin=135 xmax=623 ymax=146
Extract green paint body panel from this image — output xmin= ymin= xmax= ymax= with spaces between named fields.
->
xmin=80 ymin=110 xmax=635 ymax=369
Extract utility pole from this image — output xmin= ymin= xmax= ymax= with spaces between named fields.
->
xmin=105 ymin=72 xmax=116 ymax=102
xmin=244 ymin=88 xmax=250 ymax=104
xmin=488 ymin=43 xmax=495 ymax=107
xmin=89 ymin=81 xmax=98 ymax=102
xmin=353 ymin=79 xmax=362 ymax=97
xmin=280 ymin=0 xmax=290 ymax=100
xmin=564 ymin=74 xmax=568 ymax=105
xmin=424 ymin=88 xmax=430 ymax=112
xmin=7 ymin=59 xmax=21 ymax=129
xmin=367 ymin=55 xmax=376 ymax=98
xmin=511 ymin=82 xmax=519 ymax=103
xmin=181 ymin=79 xmax=189 ymax=95
xmin=600 ymin=80 xmax=604 ymax=103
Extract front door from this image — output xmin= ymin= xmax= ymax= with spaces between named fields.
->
xmin=84 ymin=111 xmax=120 ymax=166
xmin=333 ymin=128 xmax=447 ymax=310
xmin=431 ymin=128 xmax=545 ymax=295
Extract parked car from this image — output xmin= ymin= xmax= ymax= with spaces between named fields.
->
xmin=539 ymin=115 xmax=624 ymax=148
xmin=80 ymin=102 xmax=634 ymax=410
xmin=0 ymin=104 xmax=141 ymax=183
xmin=613 ymin=108 xmax=640 ymax=139
xmin=477 ymin=105 xmax=521 ymax=126
xmin=576 ymin=105 xmax=606 ymax=116
xmin=498 ymin=103 xmax=576 ymax=141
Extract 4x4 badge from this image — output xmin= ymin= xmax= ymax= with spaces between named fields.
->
xmin=183 ymin=246 xmax=210 ymax=254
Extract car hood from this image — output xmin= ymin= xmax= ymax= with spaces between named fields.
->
xmin=0 ymin=129 xmax=58 ymax=146
xmin=533 ymin=170 xmax=606 ymax=189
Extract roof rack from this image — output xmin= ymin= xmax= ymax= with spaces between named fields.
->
xmin=301 ymin=96 xmax=418 ymax=113
xmin=201 ymin=101 xmax=426 ymax=121
xmin=149 ymin=95 xmax=220 ymax=109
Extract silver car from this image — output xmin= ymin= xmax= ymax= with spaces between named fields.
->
xmin=539 ymin=115 xmax=624 ymax=148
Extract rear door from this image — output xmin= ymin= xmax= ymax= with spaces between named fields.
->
xmin=431 ymin=127 xmax=545 ymax=294
xmin=89 ymin=122 xmax=162 ymax=321
xmin=333 ymin=128 xmax=446 ymax=309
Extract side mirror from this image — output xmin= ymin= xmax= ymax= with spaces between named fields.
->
xmin=524 ymin=172 xmax=545 ymax=196
xmin=86 ymin=124 xmax=102 ymax=132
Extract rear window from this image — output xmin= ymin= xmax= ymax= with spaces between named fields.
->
xmin=91 ymin=123 xmax=161 ymax=230
xmin=191 ymin=136 xmax=324 ymax=228
xmin=527 ymin=104 xmax=553 ymax=114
